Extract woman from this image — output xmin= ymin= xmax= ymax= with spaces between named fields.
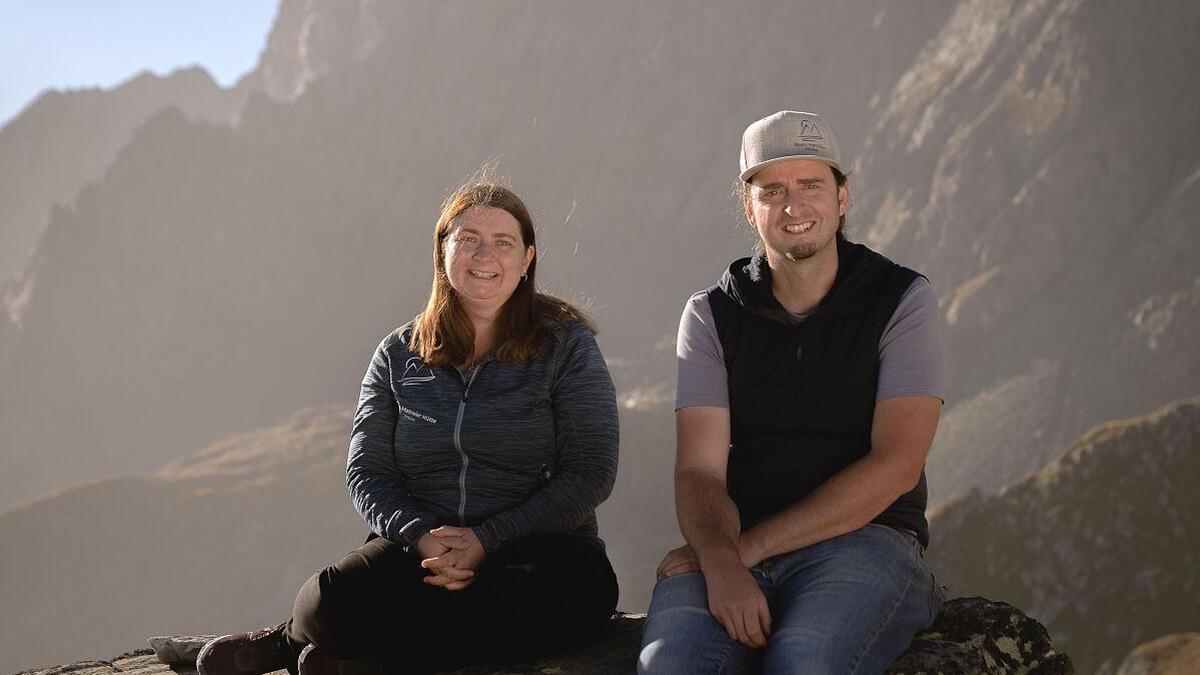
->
xmin=197 ymin=181 xmax=620 ymax=675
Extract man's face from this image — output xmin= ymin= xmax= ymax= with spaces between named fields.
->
xmin=745 ymin=159 xmax=848 ymax=266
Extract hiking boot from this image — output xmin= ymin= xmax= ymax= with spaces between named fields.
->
xmin=297 ymin=644 xmax=383 ymax=675
xmin=197 ymin=622 xmax=297 ymax=675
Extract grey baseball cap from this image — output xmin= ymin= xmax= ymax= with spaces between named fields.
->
xmin=739 ymin=110 xmax=842 ymax=182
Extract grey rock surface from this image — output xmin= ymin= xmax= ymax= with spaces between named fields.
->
xmin=146 ymin=636 xmax=214 ymax=667
xmin=17 ymin=651 xmax=168 ymax=675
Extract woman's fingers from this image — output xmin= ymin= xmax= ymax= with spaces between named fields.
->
xmin=422 ymin=566 xmax=475 ymax=587
xmin=440 ymin=577 xmax=475 ymax=591
xmin=423 ymin=569 xmax=476 ymax=591
xmin=420 ymin=551 xmax=458 ymax=569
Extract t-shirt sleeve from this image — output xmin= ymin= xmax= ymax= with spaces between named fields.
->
xmin=675 ymin=291 xmax=729 ymax=410
xmin=876 ymin=276 xmax=944 ymax=403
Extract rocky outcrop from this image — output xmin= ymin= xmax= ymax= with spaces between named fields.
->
xmin=18 ymin=600 xmax=1071 ymax=675
xmin=889 ymin=598 xmax=1072 ymax=674
xmin=928 ymin=397 xmax=1200 ymax=675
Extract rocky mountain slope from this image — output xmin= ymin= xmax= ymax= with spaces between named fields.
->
xmin=927 ymin=397 xmax=1200 ymax=675
xmin=0 ymin=406 xmax=359 ymax=673
xmin=0 ymin=67 xmax=248 ymax=283
xmin=857 ymin=0 xmax=1200 ymax=507
xmin=0 ymin=0 xmax=953 ymax=509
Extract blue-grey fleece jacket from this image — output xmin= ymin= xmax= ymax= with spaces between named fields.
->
xmin=347 ymin=319 xmax=619 ymax=553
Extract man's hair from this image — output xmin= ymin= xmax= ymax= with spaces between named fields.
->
xmin=411 ymin=179 xmax=594 ymax=367
xmin=737 ymin=166 xmax=849 ymax=236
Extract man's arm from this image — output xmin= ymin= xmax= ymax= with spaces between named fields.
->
xmin=674 ymin=406 xmax=772 ymax=649
xmin=737 ymin=395 xmax=941 ymax=567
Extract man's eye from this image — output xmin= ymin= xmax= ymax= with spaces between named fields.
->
xmin=497 ymin=239 xmax=512 ymax=247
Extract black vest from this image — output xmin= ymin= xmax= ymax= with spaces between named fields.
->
xmin=707 ymin=236 xmax=930 ymax=546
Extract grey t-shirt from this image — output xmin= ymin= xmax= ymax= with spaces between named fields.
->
xmin=676 ymin=277 xmax=943 ymax=409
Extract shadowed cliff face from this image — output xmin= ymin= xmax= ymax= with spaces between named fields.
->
xmin=927 ymin=397 xmax=1200 ymax=675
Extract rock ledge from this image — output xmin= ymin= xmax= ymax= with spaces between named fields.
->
xmin=20 ymin=598 xmax=1072 ymax=675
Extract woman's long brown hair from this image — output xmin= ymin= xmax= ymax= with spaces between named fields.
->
xmin=411 ymin=180 xmax=594 ymax=367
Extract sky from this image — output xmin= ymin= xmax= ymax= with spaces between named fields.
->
xmin=0 ymin=1 xmax=278 ymax=127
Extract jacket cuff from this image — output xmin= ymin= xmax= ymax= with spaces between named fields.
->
xmin=473 ymin=521 xmax=511 ymax=552
xmin=394 ymin=515 xmax=437 ymax=550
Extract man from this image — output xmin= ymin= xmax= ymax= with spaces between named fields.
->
xmin=638 ymin=111 xmax=944 ymax=675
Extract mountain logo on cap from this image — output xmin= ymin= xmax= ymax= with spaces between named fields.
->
xmin=798 ymin=119 xmax=825 ymax=142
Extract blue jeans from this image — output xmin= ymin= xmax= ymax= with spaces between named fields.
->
xmin=638 ymin=524 xmax=944 ymax=675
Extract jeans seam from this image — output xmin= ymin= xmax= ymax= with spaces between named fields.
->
xmin=711 ymin=634 xmax=742 ymax=675
xmin=845 ymin=554 xmax=920 ymax=675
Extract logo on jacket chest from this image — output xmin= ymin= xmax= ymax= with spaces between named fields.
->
xmin=399 ymin=356 xmax=436 ymax=386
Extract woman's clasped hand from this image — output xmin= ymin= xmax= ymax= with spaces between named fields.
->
xmin=418 ymin=526 xmax=487 ymax=590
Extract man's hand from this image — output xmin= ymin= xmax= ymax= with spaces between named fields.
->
xmin=702 ymin=551 xmax=772 ymax=649
xmin=656 ymin=544 xmax=700 ymax=579
xmin=415 ymin=531 xmax=476 ymax=591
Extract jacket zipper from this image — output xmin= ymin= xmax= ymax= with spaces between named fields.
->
xmin=453 ymin=364 xmax=482 ymax=526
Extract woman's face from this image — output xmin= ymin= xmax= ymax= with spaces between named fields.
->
xmin=444 ymin=205 xmax=534 ymax=315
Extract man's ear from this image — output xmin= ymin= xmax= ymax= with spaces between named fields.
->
xmin=742 ymin=187 xmax=757 ymax=229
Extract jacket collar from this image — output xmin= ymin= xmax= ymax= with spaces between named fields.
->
xmin=717 ymin=235 xmax=869 ymax=326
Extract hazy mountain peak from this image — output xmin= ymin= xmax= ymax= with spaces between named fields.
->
xmin=255 ymin=0 xmax=382 ymax=102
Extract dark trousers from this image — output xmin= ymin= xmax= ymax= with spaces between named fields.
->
xmin=284 ymin=532 xmax=618 ymax=672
